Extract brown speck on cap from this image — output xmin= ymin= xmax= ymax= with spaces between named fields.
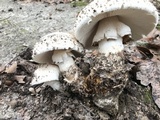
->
xmin=32 ymin=32 xmax=84 ymax=63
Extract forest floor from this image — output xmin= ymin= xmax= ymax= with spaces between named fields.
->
xmin=0 ymin=0 xmax=160 ymax=120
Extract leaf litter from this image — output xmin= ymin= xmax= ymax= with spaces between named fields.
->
xmin=124 ymin=29 xmax=160 ymax=109
xmin=0 ymin=48 xmax=103 ymax=119
xmin=0 ymin=29 xmax=160 ymax=119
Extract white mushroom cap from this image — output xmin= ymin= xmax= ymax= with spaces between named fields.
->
xmin=32 ymin=32 xmax=84 ymax=63
xmin=74 ymin=0 xmax=159 ymax=47
xmin=31 ymin=64 xmax=60 ymax=90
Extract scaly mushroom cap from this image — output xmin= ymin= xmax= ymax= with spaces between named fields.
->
xmin=74 ymin=0 xmax=159 ymax=47
xmin=32 ymin=32 xmax=84 ymax=63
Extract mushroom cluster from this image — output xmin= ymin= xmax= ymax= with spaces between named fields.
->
xmin=31 ymin=0 xmax=159 ymax=114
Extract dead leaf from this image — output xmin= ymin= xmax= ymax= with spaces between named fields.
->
xmin=4 ymin=79 xmax=14 ymax=86
xmin=92 ymin=50 xmax=98 ymax=56
xmin=136 ymin=46 xmax=153 ymax=59
xmin=124 ymin=45 xmax=144 ymax=63
xmin=136 ymin=43 xmax=160 ymax=63
xmin=152 ymin=81 xmax=160 ymax=109
xmin=14 ymin=75 xmax=25 ymax=84
xmin=136 ymin=62 xmax=154 ymax=86
xmin=136 ymin=61 xmax=160 ymax=108
xmin=0 ymin=65 xmax=5 ymax=73
xmin=5 ymin=61 xmax=17 ymax=73
xmin=145 ymin=43 xmax=160 ymax=51
xmin=143 ymin=28 xmax=160 ymax=41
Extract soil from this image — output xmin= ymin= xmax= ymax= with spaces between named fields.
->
xmin=0 ymin=45 xmax=160 ymax=120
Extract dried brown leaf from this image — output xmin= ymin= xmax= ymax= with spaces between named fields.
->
xmin=5 ymin=61 xmax=17 ymax=73
xmin=124 ymin=45 xmax=144 ymax=63
xmin=14 ymin=75 xmax=26 ymax=84
xmin=0 ymin=65 xmax=5 ymax=73
xmin=136 ymin=44 xmax=160 ymax=63
xmin=136 ymin=61 xmax=160 ymax=108
xmin=152 ymin=81 xmax=160 ymax=109
xmin=144 ymin=28 xmax=160 ymax=41
xmin=136 ymin=46 xmax=153 ymax=59
xmin=145 ymin=43 xmax=160 ymax=51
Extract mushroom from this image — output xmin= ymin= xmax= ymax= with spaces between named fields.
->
xmin=72 ymin=0 xmax=159 ymax=113
xmin=32 ymin=32 xmax=84 ymax=83
xmin=31 ymin=64 xmax=61 ymax=90
xmin=74 ymin=0 xmax=159 ymax=55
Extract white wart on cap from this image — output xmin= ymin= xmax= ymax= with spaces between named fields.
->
xmin=74 ymin=0 xmax=159 ymax=55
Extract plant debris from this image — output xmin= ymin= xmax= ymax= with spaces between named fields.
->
xmin=124 ymin=29 xmax=160 ymax=109
xmin=4 ymin=61 xmax=17 ymax=74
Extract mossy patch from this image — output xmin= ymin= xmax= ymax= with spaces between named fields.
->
xmin=71 ymin=1 xmax=88 ymax=7
xmin=143 ymin=89 xmax=152 ymax=104
xmin=0 ymin=18 xmax=12 ymax=26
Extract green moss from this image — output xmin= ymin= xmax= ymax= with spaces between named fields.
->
xmin=143 ymin=90 xmax=152 ymax=104
xmin=0 ymin=19 xmax=11 ymax=26
xmin=135 ymin=41 xmax=148 ymax=47
xmin=19 ymin=28 xmax=29 ymax=34
xmin=71 ymin=1 xmax=88 ymax=7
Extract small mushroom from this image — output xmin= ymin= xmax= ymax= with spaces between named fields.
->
xmin=74 ymin=0 xmax=158 ymax=55
xmin=32 ymin=32 xmax=84 ymax=83
xmin=31 ymin=64 xmax=61 ymax=90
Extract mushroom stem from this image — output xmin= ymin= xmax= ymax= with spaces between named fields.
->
xmin=93 ymin=16 xmax=131 ymax=56
xmin=44 ymin=80 xmax=61 ymax=90
xmin=52 ymin=50 xmax=75 ymax=72
xmin=31 ymin=64 xmax=61 ymax=90
xmin=98 ymin=37 xmax=123 ymax=55
xmin=52 ymin=50 xmax=78 ymax=83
